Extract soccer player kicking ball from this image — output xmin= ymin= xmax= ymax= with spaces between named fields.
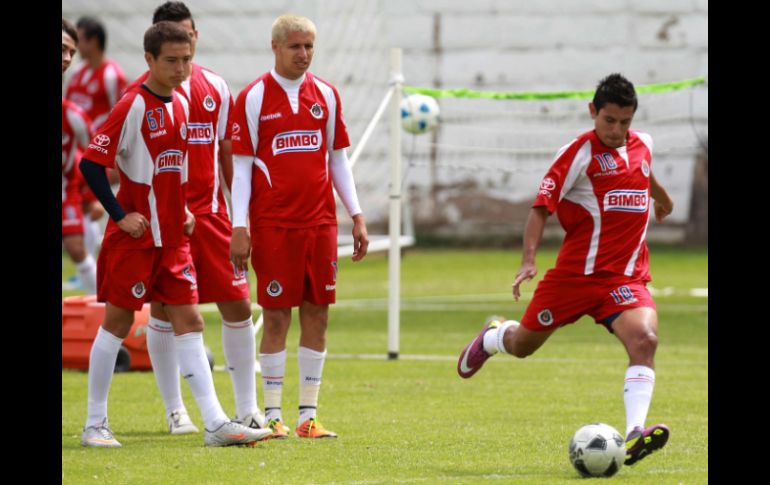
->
xmin=77 ymin=21 xmax=270 ymax=448
xmin=457 ymin=73 xmax=674 ymax=466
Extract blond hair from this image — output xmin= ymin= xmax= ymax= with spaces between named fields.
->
xmin=271 ymin=14 xmax=316 ymax=44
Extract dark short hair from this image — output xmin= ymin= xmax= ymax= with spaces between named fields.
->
xmin=62 ymin=18 xmax=78 ymax=44
xmin=153 ymin=1 xmax=195 ymax=30
xmin=593 ymin=73 xmax=638 ymax=112
xmin=76 ymin=16 xmax=106 ymax=51
xmin=143 ymin=21 xmax=191 ymax=57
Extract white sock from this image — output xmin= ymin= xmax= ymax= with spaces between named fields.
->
xmin=624 ymin=365 xmax=656 ymax=437
xmin=86 ymin=327 xmax=123 ymax=428
xmin=76 ymin=254 xmax=97 ymax=295
xmin=84 ymin=217 xmax=102 ymax=255
xmin=298 ymin=346 xmax=326 ymax=424
xmin=260 ymin=349 xmax=286 ymax=422
xmin=174 ymin=332 xmax=228 ymax=430
xmin=147 ymin=317 xmax=185 ymax=416
xmin=482 ymin=320 xmax=519 ymax=355
xmin=222 ymin=316 xmax=258 ymax=419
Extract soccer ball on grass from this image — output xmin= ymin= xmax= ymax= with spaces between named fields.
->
xmin=568 ymin=423 xmax=625 ymax=477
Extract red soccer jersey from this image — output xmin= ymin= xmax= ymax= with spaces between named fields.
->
xmin=231 ymin=71 xmax=350 ymax=228
xmin=126 ymin=64 xmax=233 ymax=216
xmin=62 ymin=98 xmax=93 ymax=204
xmin=82 ymin=85 xmax=190 ymax=249
xmin=533 ymin=130 xmax=654 ymax=280
xmin=65 ymin=59 xmax=128 ymax=130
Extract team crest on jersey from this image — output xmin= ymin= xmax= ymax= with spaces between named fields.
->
xmin=203 ymin=95 xmax=216 ymax=112
xmin=641 ymin=159 xmax=650 ymax=177
xmin=537 ymin=309 xmax=553 ymax=326
xmin=604 ymin=190 xmax=649 ymax=213
xmin=182 ymin=265 xmax=198 ymax=289
xmin=132 ymin=282 xmax=146 ymax=298
xmin=310 ymin=103 xmax=324 ymax=119
xmin=87 ymin=80 xmax=99 ymax=94
xmin=272 ymin=130 xmax=322 ymax=156
xmin=180 ymin=122 xmax=187 ymax=140
xmin=267 ymin=280 xmax=283 ymax=297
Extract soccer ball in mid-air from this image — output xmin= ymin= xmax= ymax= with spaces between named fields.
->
xmin=400 ymin=94 xmax=440 ymax=134
xmin=568 ymin=423 xmax=626 ymax=478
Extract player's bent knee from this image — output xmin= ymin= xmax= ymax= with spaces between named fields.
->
xmin=628 ymin=331 xmax=658 ymax=359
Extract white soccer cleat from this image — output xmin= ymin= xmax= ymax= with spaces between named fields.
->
xmin=168 ymin=409 xmax=199 ymax=435
xmin=81 ymin=418 xmax=122 ymax=448
xmin=204 ymin=420 xmax=272 ymax=447
xmin=234 ymin=410 xmax=266 ymax=430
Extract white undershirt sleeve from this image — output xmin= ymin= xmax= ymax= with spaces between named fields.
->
xmin=329 ymin=148 xmax=362 ymax=217
xmin=231 ymin=155 xmax=253 ymax=227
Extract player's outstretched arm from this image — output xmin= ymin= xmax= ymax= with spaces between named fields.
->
xmin=650 ymin=171 xmax=673 ymax=222
xmin=513 ymin=206 xmax=549 ymax=301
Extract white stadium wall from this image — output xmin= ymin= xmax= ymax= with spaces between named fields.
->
xmin=63 ymin=0 xmax=708 ymax=243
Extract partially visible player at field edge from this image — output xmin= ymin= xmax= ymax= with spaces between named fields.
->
xmin=62 ymin=18 xmax=97 ymax=295
xmin=77 ymin=21 xmax=270 ymax=448
xmin=457 ymin=73 xmax=674 ymax=467
xmin=230 ymin=13 xmax=369 ymax=439
xmin=124 ymin=1 xmax=267 ymax=437
xmin=65 ymin=16 xmax=126 ymax=270
xmin=65 ymin=16 xmax=127 ymax=131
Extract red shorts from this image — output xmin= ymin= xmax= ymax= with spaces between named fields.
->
xmin=97 ymin=245 xmax=199 ymax=311
xmin=188 ymin=212 xmax=249 ymax=303
xmin=250 ymin=225 xmax=337 ymax=308
xmin=521 ymin=268 xmax=656 ymax=333
xmin=62 ymin=201 xmax=85 ymax=237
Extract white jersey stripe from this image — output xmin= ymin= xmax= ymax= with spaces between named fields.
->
xmin=245 ymin=81 xmax=265 ymax=157
xmin=115 ymin=96 xmax=155 ymax=186
xmin=211 ymin=136 xmax=220 ymax=213
xmin=255 ymin=157 xmax=272 ymax=187
xmin=625 ymin=210 xmax=651 ymax=276
xmin=149 ymin=187 xmax=162 ymax=246
xmin=559 ymin=140 xmax=599 ymax=274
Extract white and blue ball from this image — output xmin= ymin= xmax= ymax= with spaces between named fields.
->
xmin=400 ymin=94 xmax=440 ymax=135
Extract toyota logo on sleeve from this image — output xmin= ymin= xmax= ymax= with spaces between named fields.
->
xmin=93 ymin=134 xmax=111 ymax=147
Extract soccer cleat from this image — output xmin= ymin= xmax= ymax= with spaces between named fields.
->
xmin=81 ymin=418 xmax=121 ymax=448
xmin=624 ymin=424 xmax=670 ymax=465
xmin=295 ymin=417 xmax=337 ymax=439
xmin=457 ymin=315 xmax=505 ymax=379
xmin=233 ymin=410 xmax=266 ymax=430
xmin=204 ymin=420 xmax=272 ymax=447
xmin=168 ymin=409 xmax=199 ymax=435
xmin=261 ymin=418 xmax=290 ymax=440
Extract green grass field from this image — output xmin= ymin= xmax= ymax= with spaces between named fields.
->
xmin=62 ymin=247 xmax=708 ymax=484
